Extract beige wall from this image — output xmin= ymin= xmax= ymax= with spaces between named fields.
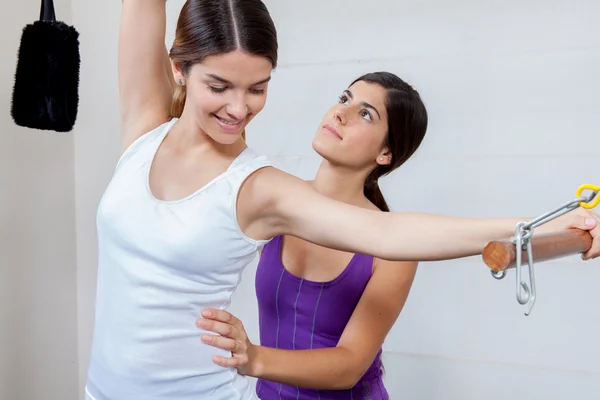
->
xmin=0 ymin=0 xmax=78 ymax=399
xmin=71 ymin=0 xmax=121 ymax=394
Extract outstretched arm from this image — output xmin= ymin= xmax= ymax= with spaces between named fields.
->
xmin=199 ymin=258 xmax=418 ymax=389
xmin=118 ymin=0 xmax=174 ymax=152
xmin=238 ymin=167 xmax=600 ymax=262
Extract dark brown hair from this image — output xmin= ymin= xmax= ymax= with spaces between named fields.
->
xmin=351 ymin=72 xmax=428 ymax=212
xmin=168 ymin=0 xmax=278 ymax=119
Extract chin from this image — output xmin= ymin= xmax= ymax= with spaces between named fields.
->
xmin=311 ymin=138 xmax=333 ymax=159
xmin=209 ymin=130 xmax=245 ymax=145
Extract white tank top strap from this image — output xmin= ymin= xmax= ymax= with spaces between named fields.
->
xmin=114 ymin=118 xmax=178 ymax=173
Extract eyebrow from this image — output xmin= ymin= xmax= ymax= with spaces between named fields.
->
xmin=206 ymin=73 xmax=271 ymax=86
xmin=343 ymin=90 xmax=381 ymax=119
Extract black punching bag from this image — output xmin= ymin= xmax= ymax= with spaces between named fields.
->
xmin=11 ymin=0 xmax=80 ymax=132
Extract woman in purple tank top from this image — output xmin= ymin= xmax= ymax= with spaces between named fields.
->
xmin=197 ymin=71 xmax=426 ymax=399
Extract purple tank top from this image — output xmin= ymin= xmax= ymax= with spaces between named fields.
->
xmin=255 ymin=235 xmax=388 ymax=399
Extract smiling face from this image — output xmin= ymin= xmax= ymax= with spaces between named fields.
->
xmin=312 ymin=80 xmax=392 ymax=170
xmin=173 ymin=50 xmax=273 ymax=144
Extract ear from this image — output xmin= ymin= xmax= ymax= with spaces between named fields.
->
xmin=171 ymin=60 xmax=185 ymax=85
xmin=376 ymin=148 xmax=392 ymax=166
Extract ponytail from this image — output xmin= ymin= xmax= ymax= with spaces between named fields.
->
xmin=170 ymin=84 xmax=186 ymax=118
xmin=364 ymin=170 xmax=389 ymax=212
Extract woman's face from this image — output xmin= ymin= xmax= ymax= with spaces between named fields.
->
xmin=312 ymin=80 xmax=392 ymax=169
xmin=175 ymin=50 xmax=273 ymax=144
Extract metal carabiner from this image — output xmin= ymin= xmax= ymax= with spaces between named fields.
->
xmin=523 ymin=236 xmax=537 ymax=316
xmin=513 ymin=222 xmax=536 ymax=315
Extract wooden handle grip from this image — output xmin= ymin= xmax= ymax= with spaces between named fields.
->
xmin=482 ymin=229 xmax=593 ymax=273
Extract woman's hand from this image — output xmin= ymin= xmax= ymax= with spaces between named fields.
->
xmin=544 ymin=207 xmax=600 ymax=259
xmin=196 ymin=309 xmax=258 ymax=376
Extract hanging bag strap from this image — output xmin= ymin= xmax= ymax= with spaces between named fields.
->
xmin=40 ymin=0 xmax=56 ymax=22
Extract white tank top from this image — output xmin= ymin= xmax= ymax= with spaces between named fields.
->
xmin=85 ymin=118 xmax=271 ymax=400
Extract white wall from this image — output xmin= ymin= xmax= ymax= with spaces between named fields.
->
xmin=0 ymin=0 xmax=78 ymax=399
xmin=229 ymin=1 xmax=600 ymax=399
xmin=23 ymin=0 xmax=599 ymax=399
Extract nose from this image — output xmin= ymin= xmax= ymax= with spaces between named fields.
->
xmin=334 ymin=108 xmax=347 ymax=125
xmin=226 ymin=95 xmax=249 ymax=121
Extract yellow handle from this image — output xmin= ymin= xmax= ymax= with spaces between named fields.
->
xmin=576 ymin=184 xmax=600 ymax=209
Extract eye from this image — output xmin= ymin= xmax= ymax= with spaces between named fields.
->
xmin=249 ymin=88 xmax=266 ymax=95
xmin=360 ymin=109 xmax=372 ymax=121
xmin=338 ymin=94 xmax=349 ymax=104
xmin=208 ymin=86 xmax=227 ymax=94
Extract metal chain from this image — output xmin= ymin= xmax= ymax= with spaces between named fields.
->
xmin=491 ymin=185 xmax=599 ymax=316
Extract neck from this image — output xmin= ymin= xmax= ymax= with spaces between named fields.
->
xmin=310 ymin=160 xmax=370 ymax=206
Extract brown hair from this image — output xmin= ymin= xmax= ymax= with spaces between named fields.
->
xmin=168 ymin=0 xmax=278 ymax=121
xmin=351 ymin=72 xmax=428 ymax=212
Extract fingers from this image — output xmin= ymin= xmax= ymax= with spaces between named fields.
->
xmin=201 ymin=309 xmax=242 ymax=327
xmin=571 ymin=212 xmax=597 ymax=231
xmin=200 ymin=334 xmax=250 ymax=368
xmin=201 ymin=334 xmax=240 ymax=352
xmin=582 ymin=243 xmax=600 ymax=260
xmin=582 ymin=239 xmax=600 ymax=259
xmin=196 ymin=309 xmax=252 ymax=370
xmin=582 ymin=210 xmax=600 ymax=260
xmin=211 ymin=354 xmax=247 ymax=368
xmin=196 ymin=318 xmax=239 ymax=338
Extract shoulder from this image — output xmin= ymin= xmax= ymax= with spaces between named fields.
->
xmin=362 ymin=201 xmax=382 ymax=213
xmin=235 ymin=163 xmax=313 ymax=240
xmin=235 ymin=165 xmax=287 ymax=225
xmin=115 ymin=117 xmax=177 ymax=171
xmin=227 ymin=148 xmax=276 ymax=196
xmin=239 ymin=164 xmax=307 ymax=203
xmin=231 ymin=148 xmax=272 ymax=170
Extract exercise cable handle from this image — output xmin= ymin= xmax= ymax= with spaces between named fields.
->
xmin=481 ymin=184 xmax=599 ymax=316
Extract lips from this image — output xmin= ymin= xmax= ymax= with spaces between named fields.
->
xmin=323 ymin=123 xmax=342 ymax=139
xmin=213 ymin=114 xmax=244 ymax=133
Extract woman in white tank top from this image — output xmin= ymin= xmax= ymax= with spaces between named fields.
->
xmin=84 ymin=1 xmax=600 ymax=399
